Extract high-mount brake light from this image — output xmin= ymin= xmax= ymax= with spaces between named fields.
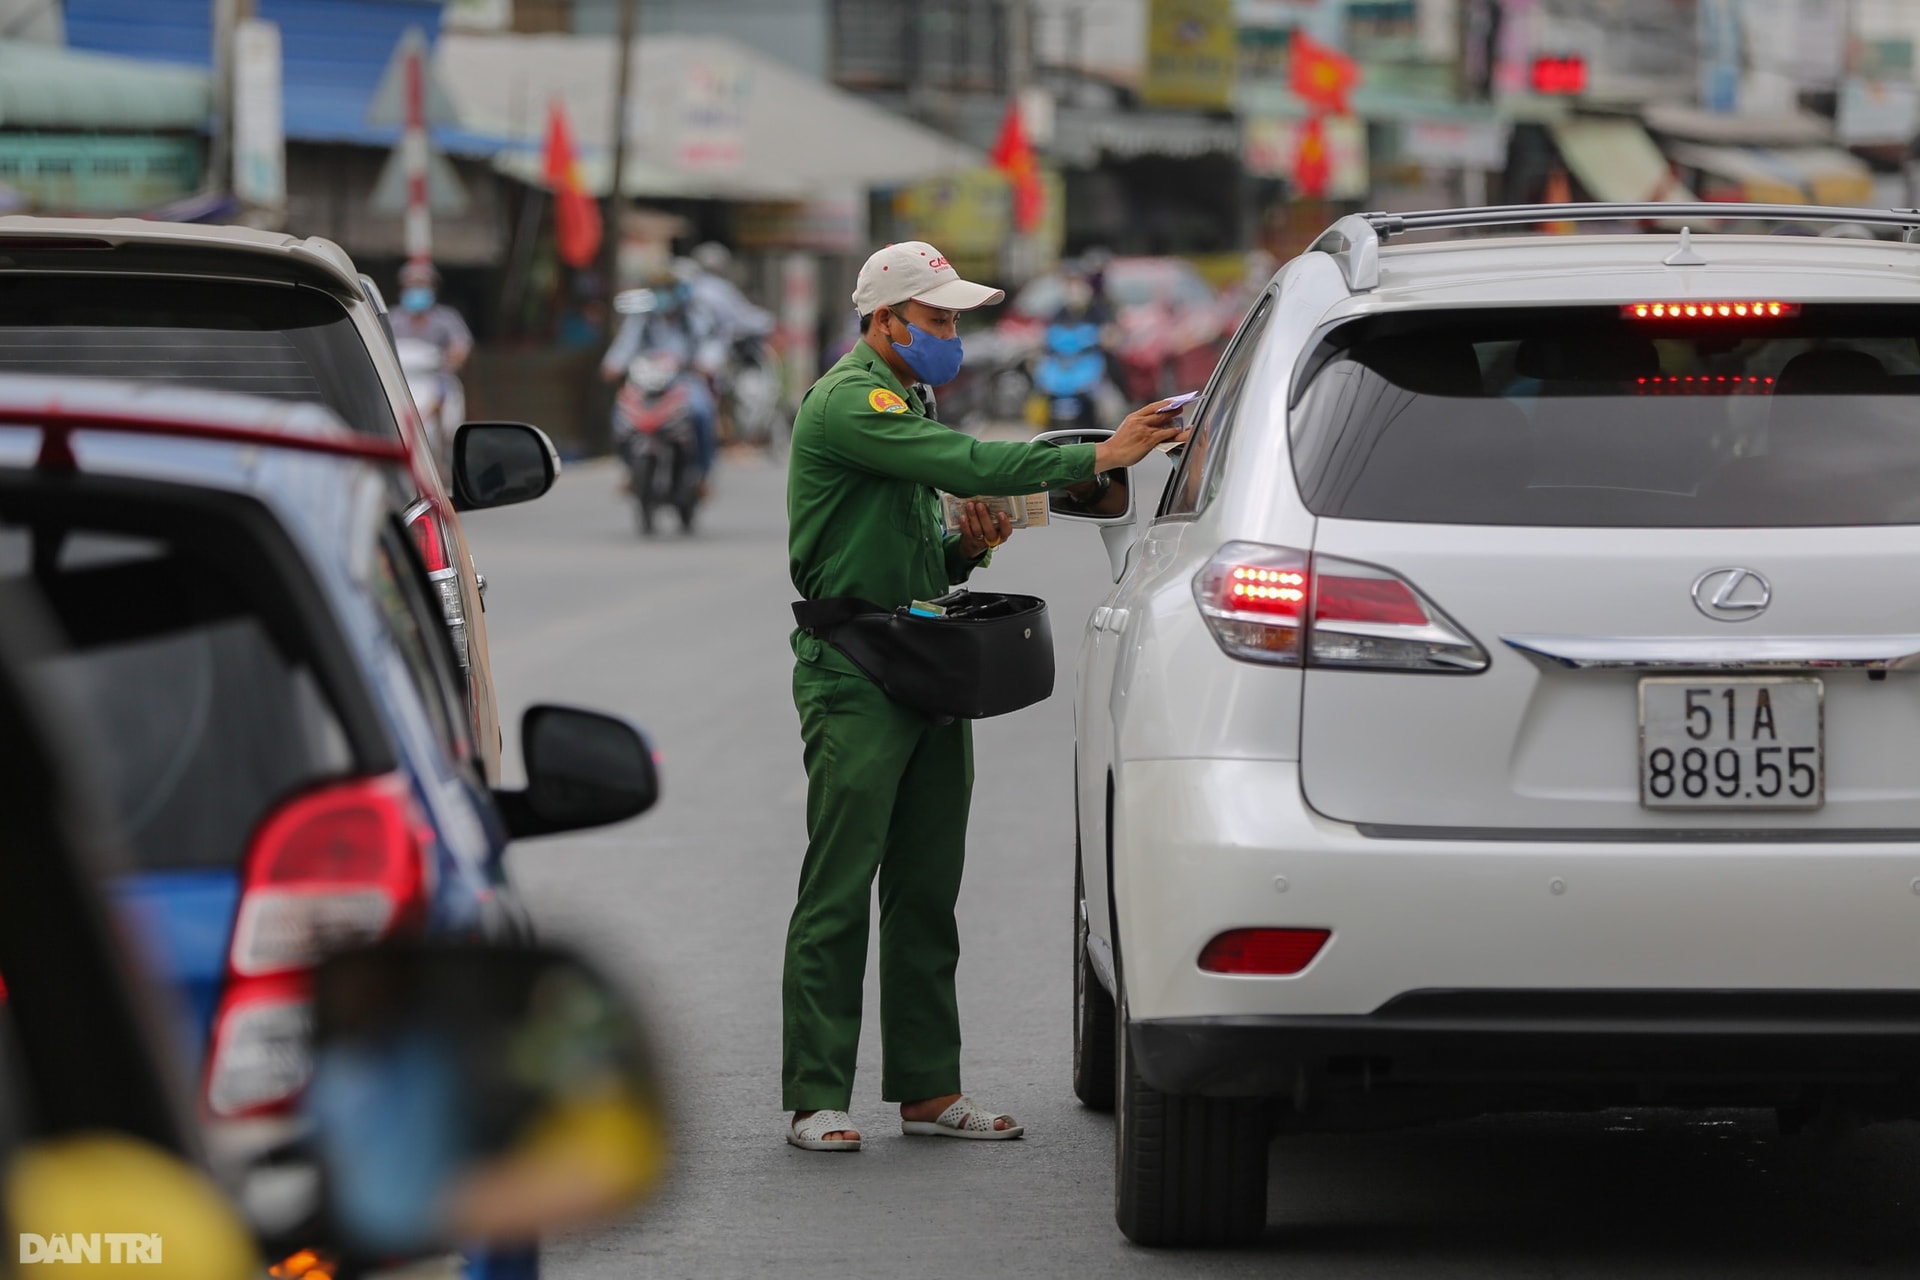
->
xmin=1636 ymin=374 xmax=1774 ymax=395
xmin=1623 ymin=301 xmax=1800 ymax=321
xmin=1194 ymin=543 xmax=1488 ymax=673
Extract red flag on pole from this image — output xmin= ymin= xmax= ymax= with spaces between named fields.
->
xmin=1293 ymin=115 xmax=1331 ymax=200
xmin=989 ymin=100 xmax=1045 ymax=233
xmin=543 ymin=102 xmax=603 ymax=269
xmin=1289 ymin=31 xmax=1359 ymax=116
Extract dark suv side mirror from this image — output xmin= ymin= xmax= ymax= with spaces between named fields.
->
xmin=493 ymin=705 xmax=660 ymax=839
xmin=451 ymin=422 xmax=560 ymax=512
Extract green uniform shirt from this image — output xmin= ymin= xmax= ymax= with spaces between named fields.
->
xmin=788 ymin=341 xmax=1098 ymax=673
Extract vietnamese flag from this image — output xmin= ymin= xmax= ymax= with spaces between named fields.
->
xmin=1289 ymin=30 xmax=1359 ymax=116
xmin=990 ymin=100 xmax=1045 ymax=233
xmin=543 ymin=101 xmax=603 ymax=268
xmin=1294 ymin=115 xmax=1330 ymax=200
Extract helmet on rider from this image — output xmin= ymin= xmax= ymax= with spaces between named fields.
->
xmin=691 ymin=242 xmax=734 ymax=276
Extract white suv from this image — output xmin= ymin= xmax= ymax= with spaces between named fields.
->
xmin=1053 ymin=203 xmax=1920 ymax=1246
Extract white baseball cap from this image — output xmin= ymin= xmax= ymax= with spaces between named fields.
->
xmin=851 ymin=241 xmax=1004 ymax=315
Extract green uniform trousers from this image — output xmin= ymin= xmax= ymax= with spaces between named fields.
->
xmin=782 ymin=661 xmax=972 ymax=1112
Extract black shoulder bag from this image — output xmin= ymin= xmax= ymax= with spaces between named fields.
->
xmin=791 ymin=590 xmax=1054 ymax=721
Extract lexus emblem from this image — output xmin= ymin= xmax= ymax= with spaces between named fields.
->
xmin=1692 ymin=567 xmax=1772 ymax=622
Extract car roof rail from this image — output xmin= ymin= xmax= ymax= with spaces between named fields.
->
xmin=1313 ymin=203 xmax=1920 ymax=293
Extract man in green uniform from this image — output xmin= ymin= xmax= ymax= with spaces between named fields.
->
xmin=783 ymin=241 xmax=1186 ymax=1150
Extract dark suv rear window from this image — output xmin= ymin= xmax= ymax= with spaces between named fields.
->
xmin=1290 ymin=304 xmax=1920 ymax=526
xmin=0 ymin=276 xmax=396 ymax=438
xmin=0 ymin=517 xmax=353 ymax=872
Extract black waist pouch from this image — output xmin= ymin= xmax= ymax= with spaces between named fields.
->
xmin=792 ymin=590 xmax=1054 ymax=720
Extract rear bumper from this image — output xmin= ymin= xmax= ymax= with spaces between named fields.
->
xmin=1133 ymin=989 xmax=1920 ymax=1099
xmin=1111 ymin=759 xmax=1920 ymax=1023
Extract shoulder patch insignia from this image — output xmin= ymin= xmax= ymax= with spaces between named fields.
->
xmin=867 ymin=388 xmax=909 ymax=414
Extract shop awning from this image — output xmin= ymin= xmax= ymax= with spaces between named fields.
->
xmin=440 ymin=33 xmax=982 ymax=199
xmin=1665 ymin=142 xmax=1874 ymax=206
xmin=1551 ymin=119 xmax=1696 ymax=203
xmin=0 ymin=40 xmax=208 ymax=130
xmin=1643 ymin=103 xmax=1834 ymax=147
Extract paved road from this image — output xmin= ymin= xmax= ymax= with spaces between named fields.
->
xmin=466 ymin=452 xmax=1920 ymax=1279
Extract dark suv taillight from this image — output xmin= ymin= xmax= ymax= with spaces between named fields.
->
xmin=1193 ymin=542 xmax=1488 ymax=673
xmin=405 ymin=499 xmax=468 ymax=671
xmin=205 ymin=774 xmax=429 ymax=1118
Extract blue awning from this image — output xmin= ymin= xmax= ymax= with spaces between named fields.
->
xmin=64 ymin=0 xmax=506 ymax=154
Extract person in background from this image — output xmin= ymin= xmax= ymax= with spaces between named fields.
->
xmin=391 ymin=261 xmax=474 ymax=373
xmin=602 ymin=269 xmax=719 ymax=482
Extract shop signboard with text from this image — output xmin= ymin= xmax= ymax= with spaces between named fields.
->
xmin=1144 ymin=0 xmax=1237 ymax=110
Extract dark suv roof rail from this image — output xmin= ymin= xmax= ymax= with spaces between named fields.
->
xmin=1312 ymin=202 xmax=1920 ymax=292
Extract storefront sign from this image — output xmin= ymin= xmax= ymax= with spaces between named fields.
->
xmin=1144 ymin=0 xmax=1237 ymax=111
xmin=893 ymin=166 xmax=1062 ymax=282
xmin=736 ymin=191 xmax=867 ymax=253
xmin=232 ymin=18 xmax=284 ymax=208
xmin=675 ymin=57 xmax=750 ymax=173
xmin=0 ymin=135 xmax=200 ymax=214
xmin=1400 ymin=119 xmax=1511 ymax=170
xmin=1243 ymin=115 xmax=1368 ymax=197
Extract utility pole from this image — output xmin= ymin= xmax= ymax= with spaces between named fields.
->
xmin=209 ymin=0 xmax=247 ymax=196
xmin=602 ymin=0 xmax=639 ymax=304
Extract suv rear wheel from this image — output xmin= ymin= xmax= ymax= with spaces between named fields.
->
xmin=1073 ymin=849 xmax=1115 ymax=1110
xmin=1113 ymin=980 xmax=1271 ymax=1246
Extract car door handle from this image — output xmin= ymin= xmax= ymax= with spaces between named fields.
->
xmin=1108 ymin=608 xmax=1130 ymax=633
xmin=1091 ymin=606 xmax=1111 ymax=631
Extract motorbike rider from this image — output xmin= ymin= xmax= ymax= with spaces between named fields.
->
xmin=602 ymin=269 xmax=718 ymax=482
xmin=391 ymin=261 xmax=473 ymax=373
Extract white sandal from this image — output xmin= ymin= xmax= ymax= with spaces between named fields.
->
xmin=900 ymin=1095 xmax=1024 ymax=1141
xmin=787 ymin=1110 xmax=861 ymax=1152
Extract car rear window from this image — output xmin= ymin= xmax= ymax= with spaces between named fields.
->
xmin=0 ymin=520 xmax=353 ymax=873
xmin=0 ymin=276 xmax=397 ymax=438
xmin=1290 ymin=304 xmax=1920 ymax=526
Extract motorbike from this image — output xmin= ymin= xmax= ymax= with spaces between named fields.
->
xmin=616 ymin=351 xmax=704 ymax=536
xmin=395 ymin=336 xmax=464 ymax=480
xmin=723 ymin=334 xmax=783 ymax=447
xmin=1026 ymin=320 xmax=1113 ymax=432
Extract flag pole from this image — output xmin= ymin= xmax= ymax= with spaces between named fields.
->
xmin=601 ymin=0 xmax=639 ymax=313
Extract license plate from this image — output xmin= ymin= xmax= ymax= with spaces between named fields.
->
xmin=1639 ymin=677 xmax=1823 ymax=809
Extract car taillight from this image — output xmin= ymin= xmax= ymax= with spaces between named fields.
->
xmin=205 ymin=979 xmax=313 ymax=1118
xmin=1194 ymin=542 xmax=1488 ymax=673
xmin=206 ymin=774 xmax=430 ymax=1118
xmin=405 ymin=501 xmax=469 ymax=671
xmin=1199 ymin=929 xmax=1331 ymax=975
xmin=229 ymin=774 xmax=427 ymax=977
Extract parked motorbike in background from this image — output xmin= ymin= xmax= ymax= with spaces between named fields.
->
xmin=395 ymin=336 xmax=464 ymax=479
xmin=723 ymin=334 xmax=783 ymax=446
xmin=1027 ymin=320 xmax=1119 ymax=432
xmin=616 ymin=351 xmax=704 ymax=536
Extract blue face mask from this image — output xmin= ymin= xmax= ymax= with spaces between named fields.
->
xmin=889 ymin=319 xmax=964 ymax=387
xmin=401 ymin=286 xmax=434 ymax=312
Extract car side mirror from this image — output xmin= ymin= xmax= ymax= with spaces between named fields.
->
xmin=493 ymin=705 xmax=660 ymax=839
xmin=1033 ymin=428 xmax=1135 ymax=527
xmin=1033 ymin=427 xmax=1141 ymax=581
xmin=306 ymin=941 xmax=669 ymax=1257
xmin=451 ymin=422 xmax=560 ymax=512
